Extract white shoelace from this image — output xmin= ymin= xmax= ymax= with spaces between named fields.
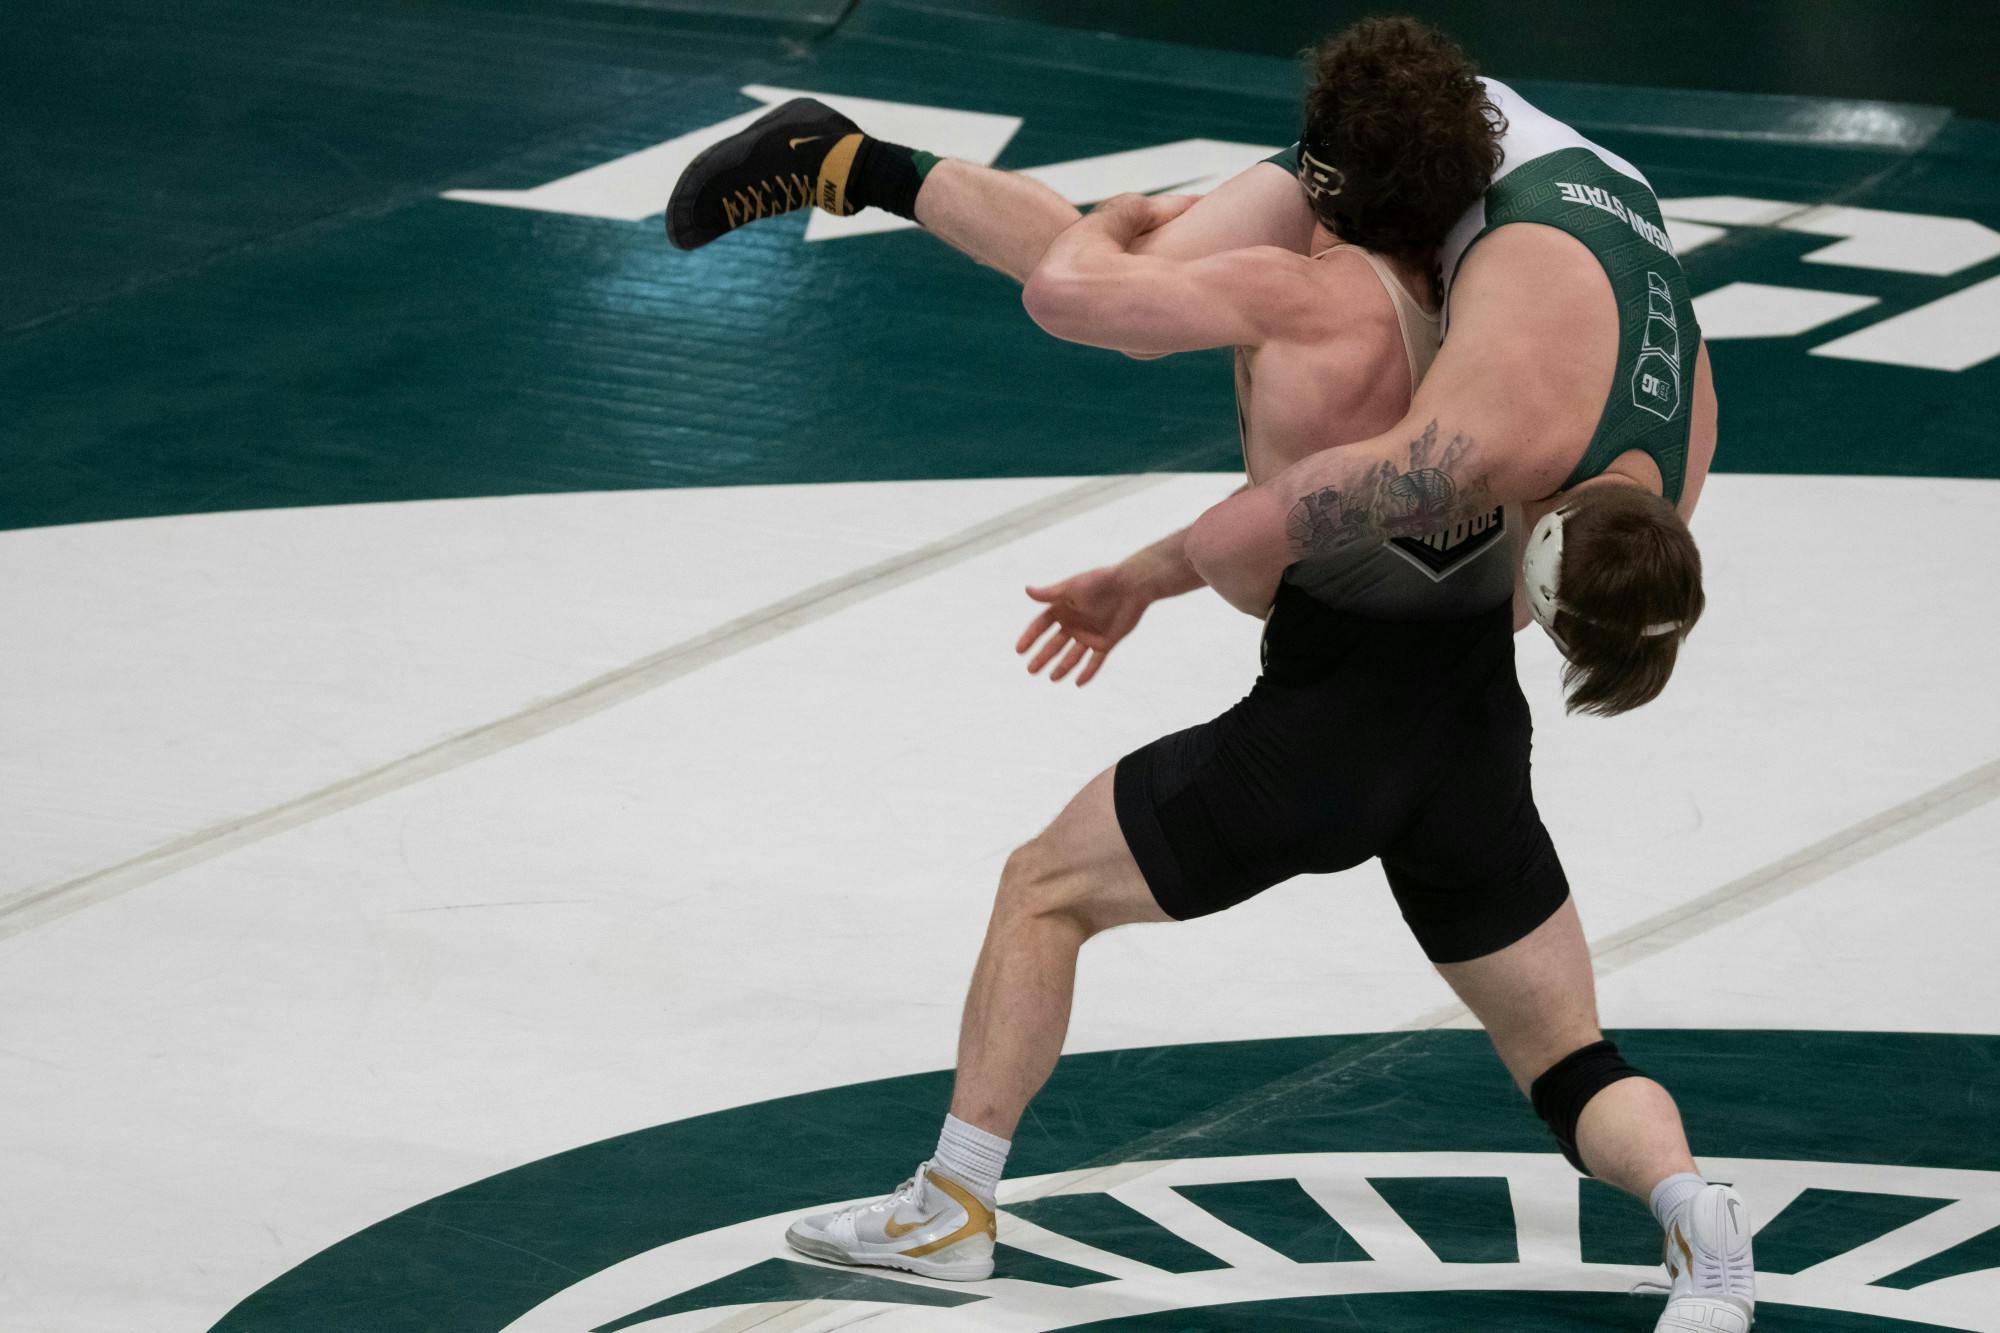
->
xmin=888 ymin=1163 xmax=933 ymax=1211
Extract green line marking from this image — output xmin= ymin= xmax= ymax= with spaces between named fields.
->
xmin=1579 ymin=1176 xmax=1667 ymax=1267
xmin=1874 ymin=1222 xmax=2000 ymax=1290
xmin=993 ymin=1241 xmax=1118 ymax=1287
xmin=1004 ymin=1194 xmax=1231 ymax=1274
xmin=1368 ymin=1175 xmax=1519 ymax=1264
xmin=1755 ymin=1189 xmax=1956 ymax=1275
xmin=1171 ymin=1178 xmax=1371 ymax=1265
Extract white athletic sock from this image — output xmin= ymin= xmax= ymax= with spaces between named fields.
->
xmin=933 ymin=1114 xmax=1009 ymax=1200
xmin=1650 ymin=1172 xmax=1707 ymax=1231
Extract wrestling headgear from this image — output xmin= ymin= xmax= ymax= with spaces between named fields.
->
xmin=1295 ymin=133 xmax=1376 ymax=237
xmin=1523 ymin=507 xmax=1686 ymax=648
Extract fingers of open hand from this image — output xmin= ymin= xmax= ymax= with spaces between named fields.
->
xmin=1017 ymin=606 xmax=1059 ymax=655
xmin=1027 ymin=629 xmax=1073 ymax=675
xmin=1075 ymin=647 xmax=1110 ymax=687
xmin=1048 ymin=639 xmax=1090 ymax=683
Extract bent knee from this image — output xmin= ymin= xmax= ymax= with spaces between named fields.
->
xmin=1503 ymin=1023 xmax=1609 ymax=1091
xmin=997 ymin=838 xmax=1116 ymax=934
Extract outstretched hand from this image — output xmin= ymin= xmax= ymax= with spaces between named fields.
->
xmin=1016 ymin=565 xmax=1153 ymax=686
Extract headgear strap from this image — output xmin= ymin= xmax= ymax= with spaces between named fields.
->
xmin=1523 ymin=508 xmax=1684 ymax=642
xmin=1296 ymin=145 xmax=1347 ymax=213
xmin=1295 ymin=137 xmax=1380 ymax=237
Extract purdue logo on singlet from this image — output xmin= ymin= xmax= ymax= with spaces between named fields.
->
xmin=1389 ymin=505 xmax=1506 ymax=580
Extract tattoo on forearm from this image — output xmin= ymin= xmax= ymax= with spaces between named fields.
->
xmin=1285 ymin=421 xmax=1490 ymax=560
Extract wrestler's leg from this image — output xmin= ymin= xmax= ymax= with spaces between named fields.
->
xmin=668 ymin=98 xmax=1314 ymax=273
xmin=917 ymin=151 xmax=1318 ymax=281
xmin=1433 ymin=899 xmax=1697 ymax=1199
xmin=912 ymin=157 xmax=1080 ymax=282
xmin=950 ymin=764 xmax=1168 ymax=1133
xmin=784 ymin=764 xmax=1166 ymax=1281
xmin=1435 ymin=898 xmax=1755 ymax=1328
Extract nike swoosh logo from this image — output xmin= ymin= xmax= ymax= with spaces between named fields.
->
xmin=789 ymin=135 xmax=823 ymax=150
xmin=884 ymin=1209 xmax=943 ymax=1239
xmin=1728 ymin=1197 xmax=1743 ymax=1230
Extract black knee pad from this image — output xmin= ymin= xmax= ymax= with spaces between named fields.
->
xmin=1529 ymin=1040 xmax=1644 ymax=1175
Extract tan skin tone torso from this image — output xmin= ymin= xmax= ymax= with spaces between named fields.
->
xmin=1233 ymin=228 xmax=1439 ymax=486
xmin=1227 ymin=223 xmax=1716 ymax=628
xmin=1181 ymin=212 xmax=1719 ymax=621
xmin=968 ymin=167 xmax=1716 ymax=660
xmin=1010 ymin=223 xmax=1447 ymax=683
xmin=916 ymin=157 xmax=1717 ymax=543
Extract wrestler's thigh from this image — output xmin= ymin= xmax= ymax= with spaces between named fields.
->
xmin=1434 ymin=897 xmax=1605 ymax=1093
xmin=1013 ymin=765 xmax=1171 ymax=933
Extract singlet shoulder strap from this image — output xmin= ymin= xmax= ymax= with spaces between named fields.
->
xmin=1317 ymin=243 xmax=1442 ymax=394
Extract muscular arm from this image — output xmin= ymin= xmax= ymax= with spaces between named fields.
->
xmin=1186 ymin=420 xmax=1531 ymax=615
xmin=1128 ymin=159 xmax=1317 ymax=260
xmin=1129 ymin=483 xmax=1250 ymax=599
xmin=1021 ymin=194 xmax=1323 ymax=356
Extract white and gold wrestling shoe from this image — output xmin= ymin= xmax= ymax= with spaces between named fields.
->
xmin=1652 ymin=1183 xmax=1757 ymax=1331
xmin=785 ymin=1160 xmax=996 ymax=1281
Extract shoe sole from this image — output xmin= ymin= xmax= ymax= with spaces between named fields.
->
xmin=1657 ymin=1298 xmax=1753 ymax=1332
xmin=785 ymin=1227 xmax=994 ymax=1282
xmin=665 ymin=98 xmax=833 ymax=251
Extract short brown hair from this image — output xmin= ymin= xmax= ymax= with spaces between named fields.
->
xmin=1300 ymin=17 xmax=1504 ymax=270
xmin=1549 ymin=487 xmax=1705 ymax=716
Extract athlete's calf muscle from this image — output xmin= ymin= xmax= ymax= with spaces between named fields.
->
xmin=911 ymin=159 xmax=1317 ymax=292
xmin=914 ymin=159 xmax=1080 ymax=284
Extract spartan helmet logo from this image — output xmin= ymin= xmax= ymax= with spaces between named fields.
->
xmin=1297 ymin=146 xmax=1347 ymax=208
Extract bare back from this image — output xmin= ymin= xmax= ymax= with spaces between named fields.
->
xmin=1234 ymin=244 xmax=1433 ymax=485
xmin=1238 ymin=240 xmax=1518 ymax=619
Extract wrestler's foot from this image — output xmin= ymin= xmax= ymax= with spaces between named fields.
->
xmin=1654 ymin=1183 xmax=1756 ymax=1331
xmin=785 ymin=1160 xmax=996 ymax=1281
xmin=666 ymin=98 xmax=862 ymax=249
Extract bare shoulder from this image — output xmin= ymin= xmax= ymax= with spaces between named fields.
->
xmin=1247 ymin=244 xmax=1398 ymax=344
xmin=1200 ymin=244 xmax=1324 ymax=287
xmin=1455 ymin=222 xmax=1611 ymax=320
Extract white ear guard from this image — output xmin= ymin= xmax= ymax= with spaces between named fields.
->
xmin=1523 ymin=508 xmax=1568 ymax=636
xmin=1523 ymin=506 xmax=1684 ymax=645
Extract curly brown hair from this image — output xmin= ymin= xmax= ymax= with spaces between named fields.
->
xmin=1300 ymin=16 xmax=1504 ymax=272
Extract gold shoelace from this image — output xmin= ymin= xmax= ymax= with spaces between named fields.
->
xmin=720 ymin=172 xmax=816 ymax=229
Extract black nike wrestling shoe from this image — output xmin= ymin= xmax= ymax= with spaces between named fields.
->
xmin=666 ymin=98 xmax=864 ymax=250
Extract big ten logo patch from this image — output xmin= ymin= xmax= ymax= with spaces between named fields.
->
xmin=1633 ymin=272 xmax=1684 ymax=421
